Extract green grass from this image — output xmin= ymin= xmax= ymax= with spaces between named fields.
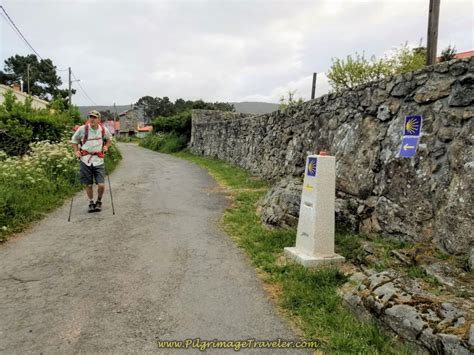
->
xmin=406 ymin=266 xmax=441 ymax=287
xmin=0 ymin=176 xmax=75 ymax=238
xmin=335 ymin=233 xmax=365 ymax=264
xmin=174 ymin=150 xmax=410 ymax=354
xmin=174 ymin=151 xmax=267 ymax=190
xmin=335 ymin=232 xmax=413 ymax=273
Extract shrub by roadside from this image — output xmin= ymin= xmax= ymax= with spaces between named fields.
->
xmin=139 ymin=133 xmax=187 ymax=153
xmin=138 ymin=110 xmax=191 ymax=153
xmin=0 ymin=138 xmax=121 ymax=242
xmin=0 ymin=90 xmax=121 ymax=241
xmin=0 ymin=91 xmax=81 ymax=156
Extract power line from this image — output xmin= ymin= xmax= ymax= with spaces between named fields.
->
xmin=71 ymin=70 xmax=97 ymax=106
xmin=0 ymin=11 xmax=27 ymax=49
xmin=1 ymin=5 xmax=99 ymax=106
xmin=0 ymin=5 xmax=67 ymax=71
xmin=0 ymin=5 xmax=45 ymax=61
xmin=1 ymin=5 xmax=98 ymax=105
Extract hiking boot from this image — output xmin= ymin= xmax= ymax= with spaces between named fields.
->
xmin=94 ymin=200 xmax=102 ymax=212
xmin=88 ymin=201 xmax=96 ymax=213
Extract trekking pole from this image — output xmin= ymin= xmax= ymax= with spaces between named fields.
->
xmin=68 ymin=164 xmax=79 ymax=222
xmin=106 ymin=165 xmax=115 ymax=215
xmin=67 ymin=194 xmax=74 ymax=222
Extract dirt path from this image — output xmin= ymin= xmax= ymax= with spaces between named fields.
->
xmin=0 ymin=143 xmax=308 ymax=354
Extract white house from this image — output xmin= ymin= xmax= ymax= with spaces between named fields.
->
xmin=0 ymin=84 xmax=49 ymax=110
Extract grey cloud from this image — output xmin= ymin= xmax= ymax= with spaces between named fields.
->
xmin=1 ymin=0 xmax=472 ymax=105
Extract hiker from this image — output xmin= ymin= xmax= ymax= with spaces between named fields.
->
xmin=71 ymin=110 xmax=112 ymax=213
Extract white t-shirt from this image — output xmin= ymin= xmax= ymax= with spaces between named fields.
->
xmin=71 ymin=124 xmax=112 ymax=166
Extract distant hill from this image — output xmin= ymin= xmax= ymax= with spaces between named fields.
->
xmin=78 ymin=105 xmax=131 ymax=118
xmin=78 ymin=102 xmax=279 ymax=118
xmin=231 ymin=102 xmax=279 ymax=114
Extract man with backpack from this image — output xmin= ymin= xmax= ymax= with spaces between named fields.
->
xmin=71 ymin=110 xmax=113 ymax=213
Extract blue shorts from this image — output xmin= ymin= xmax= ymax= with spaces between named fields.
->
xmin=80 ymin=161 xmax=106 ymax=185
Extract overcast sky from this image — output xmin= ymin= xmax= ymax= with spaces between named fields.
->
xmin=1 ymin=0 xmax=473 ymax=106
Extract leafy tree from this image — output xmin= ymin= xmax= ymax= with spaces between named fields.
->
xmin=136 ymin=96 xmax=176 ymax=120
xmin=439 ymin=45 xmax=457 ymax=62
xmin=279 ymin=90 xmax=304 ymax=111
xmin=136 ymin=96 xmax=234 ymax=121
xmin=190 ymin=99 xmax=234 ymax=111
xmin=156 ymin=96 xmax=176 ymax=117
xmin=392 ymin=45 xmax=426 ymax=73
xmin=327 ymin=44 xmax=427 ymax=92
xmin=136 ymin=96 xmax=158 ymax=120
xmin=208 ymin=101 xmax=234 ymax=111
xmin=327 ymin=52 xmax=394 ymax=92
xmin=0 ymin=54 xmax=71 ymax=101
xmin=174 ymin=98 xmax=193 ymax=112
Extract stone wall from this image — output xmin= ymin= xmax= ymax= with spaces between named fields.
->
xmin=190 ymin=58 xmax=473 ymax=256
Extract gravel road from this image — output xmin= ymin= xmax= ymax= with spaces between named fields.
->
xmin=0 ymin=143 xmax=311 ymax=354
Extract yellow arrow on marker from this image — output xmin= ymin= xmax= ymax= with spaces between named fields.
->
xmin=403 ymin=144 xmax=415 ymax=150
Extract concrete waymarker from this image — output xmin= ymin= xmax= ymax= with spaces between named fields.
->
xmin=284 ymin=153 xmax=345 ymax=267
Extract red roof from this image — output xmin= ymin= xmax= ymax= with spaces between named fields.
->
xmin=454 ymin=50 xmax=474 ymax=59
xmin=137 ymin=126 xmax=153 ymax=132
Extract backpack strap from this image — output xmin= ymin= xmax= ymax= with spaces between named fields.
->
xmin=80 ymin=124 xmax=106 ymax=149
xmin=99 ymin=123 xmax=105 ymax=139
xmin=81 ymin=125 xmax=89 ymax=145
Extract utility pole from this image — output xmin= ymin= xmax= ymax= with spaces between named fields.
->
xmin=27 ymin=63 xmax=31 ymax=95
xmin=68 ymin=67 xmax=72 ymax=108
xmin=426 ymin=0 xmax=441 ymax=65
xmin=113 ymin=102 xmax=117 ymax=135
xmin=311 ymin=72 xmax=317 ymax=100
xmin=68 ymin=67 xmax=72 ymax=118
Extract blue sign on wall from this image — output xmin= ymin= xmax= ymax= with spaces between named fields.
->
xmin=403 ymin=115 xmax=423 ymax=136
xmin=399 ymin=136 xmax=419 ymax=158
xmin=307 ymin=157 xmax=317 ymax=176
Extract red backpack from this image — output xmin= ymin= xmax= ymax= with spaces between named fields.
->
xmin=81 ymin=123 xmax=106 ymax=146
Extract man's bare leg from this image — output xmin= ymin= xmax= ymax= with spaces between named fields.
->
xmin=85 ymin=185 xmax=94 ymax=200
xmin=95 ymin=183 xmax=105 ymax=212
xmin=97 ymin=183 xmax=105 ymax=200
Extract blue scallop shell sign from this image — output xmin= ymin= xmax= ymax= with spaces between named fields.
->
xmin=307 ymin=157 xmax=317 ymax=176
xmin=403 ymin=115 xmax=423 ymax=136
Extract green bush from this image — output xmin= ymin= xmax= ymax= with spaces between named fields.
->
xmin=139 ymin=132 xmax=187 ymax=153
xmin=0 ymin=138 xmax=122 ymax=241
xmin=104 ymin=141 xmax=122 ymax=173
xmin=327 ymin=43 xmax=427 ymax=92
xmin=152 ymin=111 xmax=191 ymax=139
xmin=0 ymin=91 xmax=77 ymax=156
